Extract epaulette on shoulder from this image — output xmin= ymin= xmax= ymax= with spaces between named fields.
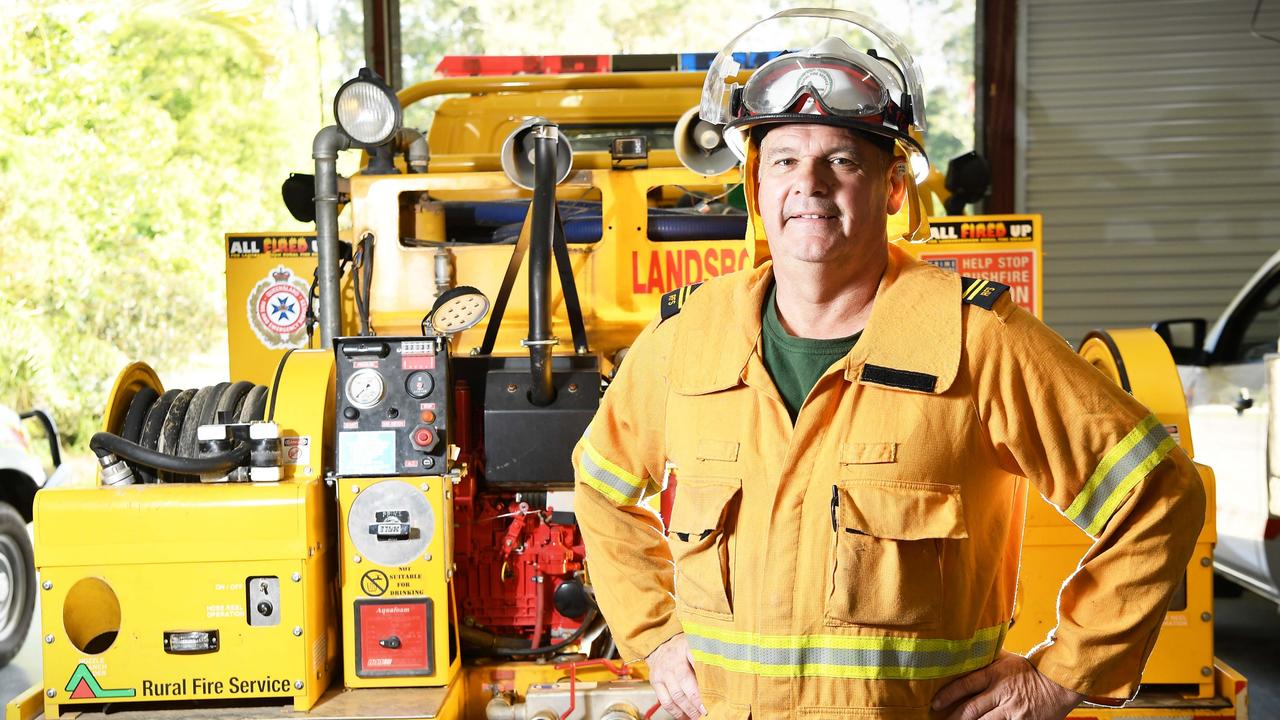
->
xmin=960 ymin=276 xmax=1011 ymax=311
xmin=659 ymin=282 xmax=703 ymax=323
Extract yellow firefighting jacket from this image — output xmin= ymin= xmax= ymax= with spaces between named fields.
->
xmin=574 ymin=244 xmax=1205 ymax=719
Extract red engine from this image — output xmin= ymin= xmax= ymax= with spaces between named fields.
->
xmin=451 ymin=383 xmax=590 ymax=652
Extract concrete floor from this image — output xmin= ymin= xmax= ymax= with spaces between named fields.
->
xmin=2 ymin=580 xmax=1276 ymax=716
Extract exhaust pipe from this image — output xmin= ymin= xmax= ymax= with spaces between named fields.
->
xmin=525 ymin=124 xmax=559 ymax=407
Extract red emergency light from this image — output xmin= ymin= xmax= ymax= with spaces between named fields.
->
xmin=435 ymin=55 xmax=611 ymax=77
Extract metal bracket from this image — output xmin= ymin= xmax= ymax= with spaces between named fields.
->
xmin=521 ymin=337 xmax=559 ymax=347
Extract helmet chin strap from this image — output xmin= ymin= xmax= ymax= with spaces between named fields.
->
xmin=901 ymin=173 xmax=932 ymax=244
xmin=743 ymin=140 xmax=772 ymax=267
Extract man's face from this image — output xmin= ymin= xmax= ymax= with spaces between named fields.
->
xmin=755 ymin=123 xmax=905 ymax=268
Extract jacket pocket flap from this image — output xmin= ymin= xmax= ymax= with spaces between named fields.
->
xmin=697 ymin=439 xmax=740 ymax=462
xmin=835 ymin=481 xmax=968 ymax=540
xmin=839 ymin=442 xmax=898 ymax=464
xmin=669 ymin=477 xmax=741 ymax=534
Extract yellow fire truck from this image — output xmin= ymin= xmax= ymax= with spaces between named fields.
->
xmin=7 ymin=44 xmax=1247 ymax=720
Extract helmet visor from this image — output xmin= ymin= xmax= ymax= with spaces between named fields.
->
xmin=742 ymin=55 xmax=889 ymax=118
xmin=699 ymin=8 xmax=927 ymax=133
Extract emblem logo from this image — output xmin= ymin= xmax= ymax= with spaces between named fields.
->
xmin=248 ymin=266 xmax=311 ymax=349
xmin=66 ymin=662 xmax=136 ymax=699
xmin=795 ymin=68 xmax=834 ymax=97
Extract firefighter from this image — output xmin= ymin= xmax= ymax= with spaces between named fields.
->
xmin=574 ymin=9 xmax=1204 ymax=719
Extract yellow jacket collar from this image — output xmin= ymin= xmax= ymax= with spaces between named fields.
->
xmin=668 ymin=244 xmax=961 ymax=396
xmin=842 ymin=243 xmax=962 ymax=394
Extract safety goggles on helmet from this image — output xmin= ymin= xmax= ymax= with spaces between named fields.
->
xmin=737 ymin=49 xmax=914 ymax=136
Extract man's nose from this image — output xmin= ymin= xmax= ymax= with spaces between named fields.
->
xmin=792 ymin=159 xmax=831 ymax=195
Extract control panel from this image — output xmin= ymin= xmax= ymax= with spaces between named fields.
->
xmin=334 ymin=336 xmax=450 ymax=477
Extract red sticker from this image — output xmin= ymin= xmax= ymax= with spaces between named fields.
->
xmin=402 ymin=355 xmax=435 ymax=370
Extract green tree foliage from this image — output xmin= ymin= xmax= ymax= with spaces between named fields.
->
xmin=0 ymin=1 xmax=311 ymax=447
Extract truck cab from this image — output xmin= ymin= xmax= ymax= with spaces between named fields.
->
xmin=1162 ymin=250 xmax=1280 ymax=603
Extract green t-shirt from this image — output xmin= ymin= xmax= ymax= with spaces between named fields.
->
xmin=762 ymin=284 xmax=861 ymax=423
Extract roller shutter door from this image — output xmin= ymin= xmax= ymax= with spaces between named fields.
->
xmin=1018 ymin=0 xmax=1280 ymax=343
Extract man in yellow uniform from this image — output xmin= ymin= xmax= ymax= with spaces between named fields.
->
xmin=574 ymin=9 xmax=1204 ymax=719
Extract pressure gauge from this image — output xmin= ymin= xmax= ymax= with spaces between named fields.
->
xmin=345 ymin=368 xmax=386 ymax=409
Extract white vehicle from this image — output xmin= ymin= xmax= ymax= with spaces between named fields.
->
xmin=0 ymin=405 xmax=65 ymax=666
xmin=1159 ymin=250 xmax=1280 ymax=604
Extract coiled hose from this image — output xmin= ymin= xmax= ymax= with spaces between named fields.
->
xmin=102 ymin=380 xmax=269 ymax=483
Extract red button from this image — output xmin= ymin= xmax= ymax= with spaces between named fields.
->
xmin=412 ymin=427 xmax=434 ymax=448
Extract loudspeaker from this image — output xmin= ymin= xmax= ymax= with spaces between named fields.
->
xmin=500 ymin=117 xmax=574 ymax=190
xmin=674 ymin=107 xmax=738 ymax=176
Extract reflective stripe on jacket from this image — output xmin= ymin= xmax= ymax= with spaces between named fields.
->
xmin=574 ymin=244 xmax=1205 ymax=718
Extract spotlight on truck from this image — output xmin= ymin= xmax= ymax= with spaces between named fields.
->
xmin=334 ymin=67 xmax=401 ymax=147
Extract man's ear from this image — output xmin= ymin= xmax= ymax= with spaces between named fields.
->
xmin=885 ymin=161 xmax=909 ymax=215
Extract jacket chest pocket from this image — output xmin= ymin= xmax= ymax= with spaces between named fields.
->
xmin=668 ymin=476 xmax=741 ymax=618
xmin=825 ymin=480 xmax=968 ymax=630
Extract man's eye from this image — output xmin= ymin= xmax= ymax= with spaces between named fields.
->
xmin=831 ymin=156 xmax=856 ymax=166
xmin=774 ymin=157 xmax=795 ymax=166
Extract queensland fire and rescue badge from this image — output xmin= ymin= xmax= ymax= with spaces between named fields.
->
xmin=248 ymin=266 xmax=310 ymax=349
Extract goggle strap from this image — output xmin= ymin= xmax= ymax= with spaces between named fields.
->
xmin=730 ymin=86 xmax=744 ymax=119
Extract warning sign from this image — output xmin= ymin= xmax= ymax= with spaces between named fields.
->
xmin=360 ymin=570 xmax=389 ymax=597
xmin=282 ymin=436 xmax=310 ymax=466
xmin=921 ymin=250 xmax=1037 ymax=315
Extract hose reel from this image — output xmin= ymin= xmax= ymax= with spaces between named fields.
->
xmin=96 ymin=377 xmax=277 ymax=484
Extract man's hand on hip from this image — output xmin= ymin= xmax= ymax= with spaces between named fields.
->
xmin=932 ymin=650 xmax=1086 ymax=720
xmin=647 ymin=633 xmax=706 ymax=719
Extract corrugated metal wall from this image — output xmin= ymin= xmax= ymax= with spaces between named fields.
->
xmin=1018 ymin=0 xmax=1280 ymax=343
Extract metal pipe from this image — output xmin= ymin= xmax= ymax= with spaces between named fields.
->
xmin=397 ymin=71 xmax=705 ymax=109
xmin=433 ymin=247 xmax=455 ymax=298
xmin=484 ymin=694 xmax=520 ymax=720
xmin=313 ymin=125 xmax=353 ymax=348
xmin=397 ymin=127 xmax=429 ymax=173
xmin=527 ymin=124 xmax=558 ymax=407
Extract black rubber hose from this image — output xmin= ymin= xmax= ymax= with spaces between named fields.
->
xmin=197 ymin=382 xmax=233 ymax=430
xmin=489 ymin=607 xmax=600 ymax=657
xmin=137 ymin=389 xmax=181 ymax=484
xmin=174 ymin=385 xmax=218 ymax=482
xmin=215 ymin=381 xmax=255 ymax=424
xmin=177 ymin=386 xmax=216 ymax=461
xmin=240 ymin=385 xmax=269 ymax=423
xmin=459 ymin=625 xmax=533 ymax=651
xmin=156 ymin=389 xmax=195 ymax=473
xmin=121 ymin=387 xmax=158 ymax=444
xmin=90 ymin=432 xmax=249 ymax=475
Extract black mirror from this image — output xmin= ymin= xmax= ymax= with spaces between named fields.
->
xmin=1152 ymin=318 xmax=1208 ymax=365
xmin=943 ymin=151 xmax=991 ymax=215
xmin=282 ymin=173 xmax=316 ymax=223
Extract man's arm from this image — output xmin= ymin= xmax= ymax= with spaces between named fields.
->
xmin=573 ymin=318 xmax=684 ymax=662
xmin=963 ymin=298 xmax=1206 ymax=703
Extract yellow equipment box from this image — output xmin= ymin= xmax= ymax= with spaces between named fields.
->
xmin=33 ymin=479 xmax=339 ymax=717
xmin=336 ymin=475 xmax=459 ymax=689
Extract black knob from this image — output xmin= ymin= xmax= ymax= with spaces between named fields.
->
xmin=343 ymin=407 xmax=359 ymax=420
xmin=257 ymin=601 xmax=274 ymax=616
xmin=379 ymin=635 xmax=402 ymax=649
xmin=553 ymin=579 xmax=592 ymax=619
